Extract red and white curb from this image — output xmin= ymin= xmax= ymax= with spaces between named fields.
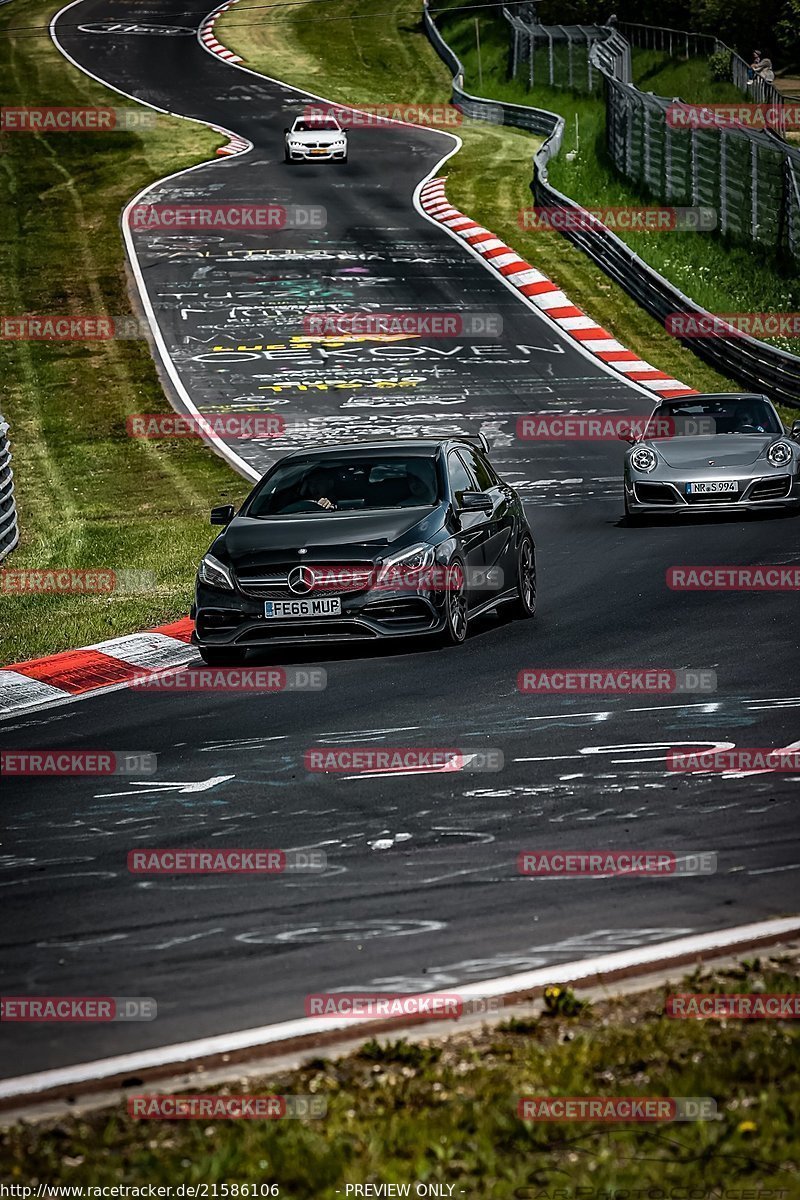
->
xmin=198 ymin=0 xmax=252 ymax=154
xmin=199 ymin=0 xmax=243 ymax=67
xmin=213 ymin=129 xmax=250 ymax=157
xmin=0 ymin=916 xmax=796 ymax=1108
xmin=0 ymin=618 xmax=194 ymax=716
xmin=419 ymin=177 xmax=697 ymax=399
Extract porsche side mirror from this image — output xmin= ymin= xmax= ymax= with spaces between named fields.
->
xmin=211 ymin=504 xmax=235 ymax=526
xmin=791 ymin=419 xmax=800 ymax=439
xmin=284 ymin=127 xmax=290 ymax=134
xmin=617 ymin=431 xmax=637 ymax=444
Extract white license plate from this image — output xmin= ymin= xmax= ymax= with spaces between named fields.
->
xmin=264 ymin=598 xmax=342 ymax=619
xmin=686 ymin=480 xmax=738 ymax=494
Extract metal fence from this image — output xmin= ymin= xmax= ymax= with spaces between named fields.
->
xmin=422 ymin=1 xmax=800 ymax=409
xmin=603 ymin=79 xmax=800 ymax=255
xmin=505 ymin=9 xmax=800 ymax=262
xmin=618 ymin=22 xmax=784 ymax=110
xmin=0 ymin=415 xmax=19 ymax=562
xmin=506 ymin=11 xmax=628 ymax=94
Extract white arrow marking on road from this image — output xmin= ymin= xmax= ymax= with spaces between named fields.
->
xmin=95 ymin=775 xmax=235 ymax=797
xmin=720 ymin=738 xmax=800 ymax=778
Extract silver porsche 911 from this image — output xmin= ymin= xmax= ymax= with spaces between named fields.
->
xmin=622 ymin=392 xmax=800 ymax=522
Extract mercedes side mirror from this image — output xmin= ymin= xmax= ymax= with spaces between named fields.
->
xmin=210 ymin=504 xmax=235 ymax=526
xmin=458 ymin=491 xmax=493 ymax=512
xmin=284 ymin=127 xmax=290 ymax=134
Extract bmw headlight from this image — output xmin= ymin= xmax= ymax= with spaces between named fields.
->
xmin=198 ymin=553 xmax=234 ymax=591
xmin=630 ymin=445 xmax=658 ymax=473
xmin=376 ymin=543 xmax=436 ymax=586
xmin=767 ymin=440 xmax=793 ymax=467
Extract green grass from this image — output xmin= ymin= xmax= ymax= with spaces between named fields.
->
xmin=3 ymin=959 xmax=799 ymax=1194
xmin=631 ymin=49 xmax=744 ymax=103
xmin=0 ymin=0 xmax=244 ymax=665
xmin=217 ymin=0 xmax=742 ymax=403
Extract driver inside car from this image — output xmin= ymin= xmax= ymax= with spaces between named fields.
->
xmin=730 ymin=403 xmax=767 ymax=433
xmin=282 ymin=467 xmax=338 ymax=512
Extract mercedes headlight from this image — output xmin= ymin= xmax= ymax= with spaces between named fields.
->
xmin=767 ymin=440 xmax=793 ymax=467
xmin=376 ymin=543 xmax=436 ymax=585
xmin=198 ymin=553 xmax=234 ymax=591
xmin=630 ymin=445 xmax=658 ymax=473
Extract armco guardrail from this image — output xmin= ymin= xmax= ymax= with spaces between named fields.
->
xmin=422 ymin=2 xmax=800 ymax=410
xmin=0 ymin=415 xmax=19 ymax=562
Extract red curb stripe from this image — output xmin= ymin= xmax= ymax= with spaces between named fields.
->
xmin=153 ymin=618 xmax=194 ymax=643
xmin=627 ymin=369 xmax=671 ymax=382
xmin=463 ymin=231 xmax=496 ymax=244
xmin=661 ymin=387 xmax=699 ymax=397
xmin=596 ymin=349 xmax=641 ymax=362
xmin=548 ymin=306 xmax=585 ymax=319
xmin=483 ymin=245 xmax=514 ymax=260
xmin=518 ymin=281 xmax=559 ymax=297
xmin=571 ymin=327 xmax=614 ymax=342
xmin=499 ymin=260 xmax=535 ymax=277
xmin=11 ymin=650 xmax=145 ymax=694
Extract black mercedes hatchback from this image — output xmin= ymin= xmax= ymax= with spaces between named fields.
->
xmin=192 ymin=439 xmax=536 ymax=663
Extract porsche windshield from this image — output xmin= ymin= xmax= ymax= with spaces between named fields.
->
xmin=246 ymin=455 xmax=441 ymax=516
xmin=647 ymin=397 xmax=782 ymax=438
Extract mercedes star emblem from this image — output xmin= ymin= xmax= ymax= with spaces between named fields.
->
xmin=288 ymin=565 xmax=316 ymax=595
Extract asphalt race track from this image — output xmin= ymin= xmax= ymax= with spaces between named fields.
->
xmin=1 ymin=0 xmax=799 ymax=1080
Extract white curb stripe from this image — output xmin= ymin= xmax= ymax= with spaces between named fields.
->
xmin=487 ymin=252 xmax=521 ymax=268
xmin=579 ymin=337 xmax=627 ymax=352
xmin=472 ymin=238 xmax=506 ymax=253
xmin=531 ymin=290 xmax=571 ymax=310
xmin=0 ymin=672 xmax=68 ymax=714
xmin=508 ymin=267 xmax=550 ymax=286
xmin=87 ymin=633 xmax=195 ymax=670
xmin=559 ymin=315 xmax=605 ymax=331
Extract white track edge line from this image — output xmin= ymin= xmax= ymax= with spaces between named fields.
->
xmin=50 ymin=0 xmax=260 ymax=484
xmin=2 ymin=916 xmax=797 ymax=1100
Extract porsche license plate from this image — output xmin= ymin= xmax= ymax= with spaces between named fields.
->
xmin=264 ymin=598 xmax=342 ymax=619
xmin=686 ymin=480 xmax=738 ymax=494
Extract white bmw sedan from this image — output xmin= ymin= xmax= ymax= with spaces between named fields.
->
xmin=284 ymin=116 xmax=348 ymax=163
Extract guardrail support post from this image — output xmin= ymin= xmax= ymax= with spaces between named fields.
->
xmin=719 ymin=131 xmax=728 ymax=236
xmin=751 ymin=140 xmax=758 ymax=242
xmin=0 ymin=414 xmax=19 ymax=563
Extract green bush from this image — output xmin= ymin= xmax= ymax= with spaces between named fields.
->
xmin=708 ymin=48 xmax=732 ymax=80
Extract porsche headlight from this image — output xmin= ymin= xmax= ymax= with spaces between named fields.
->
xmin=198 ymin=553 xmax=234 ymax=591
xmin=376 ymin=543 xmax=436 ymax=586
xmin=767 ymin=440 xmax=793 ymax=467
xmin=630 ymin=445 xmax=658 ymax=473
